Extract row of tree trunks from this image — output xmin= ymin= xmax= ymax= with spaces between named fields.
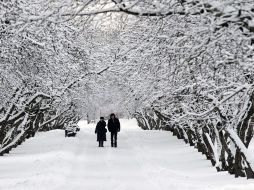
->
xmin=0 ymin=89 xmax=80 ymax=156
xmin=134 ymin=107 xmax=254 ymax=179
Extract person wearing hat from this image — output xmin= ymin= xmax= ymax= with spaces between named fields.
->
xmin=107 ymin=113 xmax=120 ymax=147
xmin=95 ymin=117 xmax=107 ymax=147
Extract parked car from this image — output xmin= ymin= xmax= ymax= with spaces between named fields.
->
xmin=65 ymin=124 xmax=80 ymax=137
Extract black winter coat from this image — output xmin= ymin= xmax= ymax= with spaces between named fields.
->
xmin=107 ymin=118 xmax=120 ymax=133
xmin=95 ymin=121 xmax=107 ymax=141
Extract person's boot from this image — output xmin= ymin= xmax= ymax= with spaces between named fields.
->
xmin=111 ymin=142 xmax=113 ymax=147
xmin=101 ymin=142 xmax=104 ymax=147
xmin=115 ymin=142 xmax=117 ymax=147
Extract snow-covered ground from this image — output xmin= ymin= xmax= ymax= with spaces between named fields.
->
xmin=0 ymin=119 xmax=254 ymax=190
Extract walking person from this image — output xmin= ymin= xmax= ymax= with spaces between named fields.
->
xmin=95 ymin=117 xmax=107 ymax=147
xmin=107 ymin=113 xmax=120 ymax=147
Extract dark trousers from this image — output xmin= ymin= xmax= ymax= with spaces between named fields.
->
xmin=99 ymin=141 xmax=104 ymax=147
xmin=111 ymin=132 xmax=118 ymax=147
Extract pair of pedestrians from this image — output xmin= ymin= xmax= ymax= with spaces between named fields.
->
xmin=95 ymin=113 xmax=120 ymax=147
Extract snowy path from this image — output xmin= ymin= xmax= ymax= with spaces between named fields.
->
xmin=0 ymin=119 xmax=254 ymax=190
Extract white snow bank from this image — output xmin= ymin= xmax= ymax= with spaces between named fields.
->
xmin=0 ymin=119 xmax=253 ymax=190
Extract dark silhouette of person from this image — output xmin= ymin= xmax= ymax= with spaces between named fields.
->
xmin=107 ymin=113 xmax=120 ymax=147
xmin=95 ymin=117 xmax=107 ymax=147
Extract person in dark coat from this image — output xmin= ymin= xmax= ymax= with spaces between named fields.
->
xmin=107 ymin=113 xmax=120 ymax=147
xmin=95 ymin=117 xmax=107 ymax=147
